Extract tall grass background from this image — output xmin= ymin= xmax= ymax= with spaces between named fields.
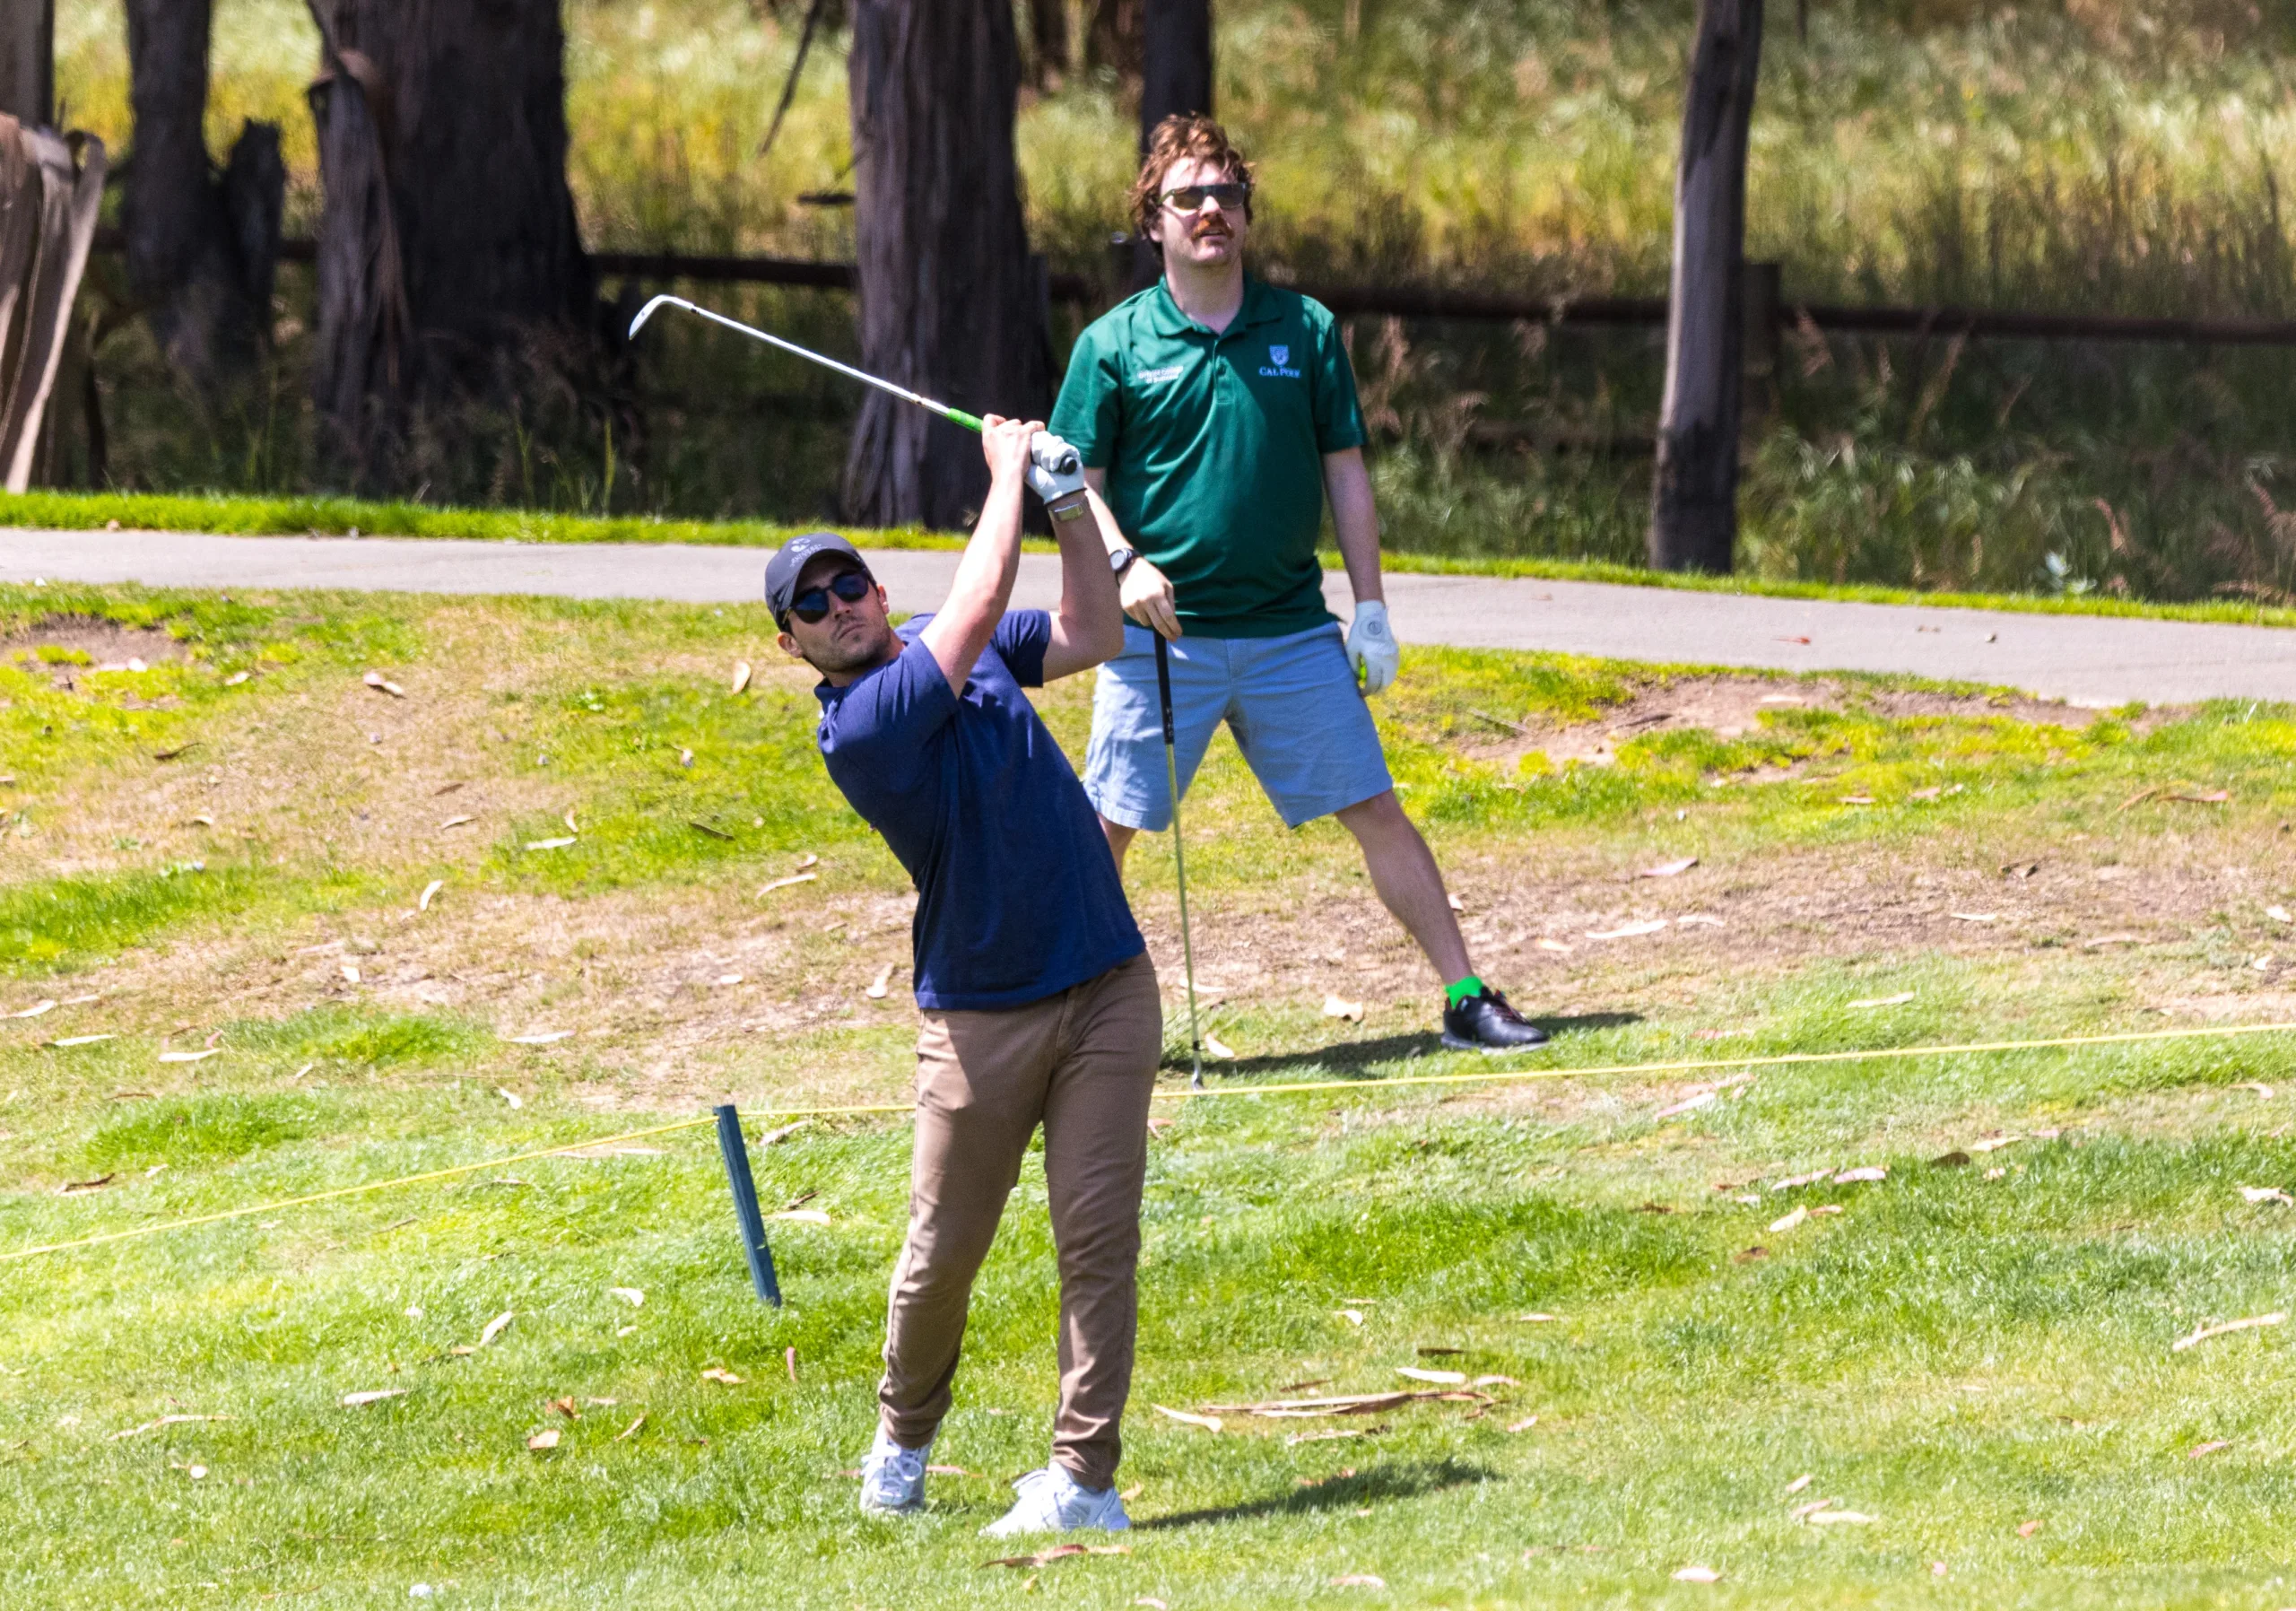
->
xmin=51 ymin=0 xmax=2296 ymax=601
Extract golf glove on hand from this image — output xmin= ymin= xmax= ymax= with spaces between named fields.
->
xmin=1024 ymin=432 xmax=1091 ymax=522
xmin=1346 ymin=600 xmax=1399 ymax=694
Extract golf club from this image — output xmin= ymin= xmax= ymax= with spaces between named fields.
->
xmin=628 ymin=293 xmax=1083 ymax=488
xmin=1154 ymin=634 xmax=1206 ymax=1090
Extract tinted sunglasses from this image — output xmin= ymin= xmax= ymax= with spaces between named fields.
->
xmin=786 ymin=568 xmax=874 ymax=625
xmin=1161 ymin=182 xmax=1249 ymax=213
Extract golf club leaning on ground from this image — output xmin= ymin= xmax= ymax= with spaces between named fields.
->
xmin=1156 ymin=635 xmax=1207 ymax=1089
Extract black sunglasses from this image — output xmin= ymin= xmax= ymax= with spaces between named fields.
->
xmin=1161 ymin=182 xmax=1249 ymax=213
xmin=786 ymin=568 xmax=874 ymax=625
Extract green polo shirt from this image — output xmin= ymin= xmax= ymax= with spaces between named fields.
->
xmin=1050 ymin=277 xmax=1366 ymax=639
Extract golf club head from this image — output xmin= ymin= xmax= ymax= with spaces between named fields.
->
xmin=628 ymin=293 xmax=695 ymax=340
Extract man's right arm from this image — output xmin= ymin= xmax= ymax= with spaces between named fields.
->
xmin=919 ymin=416 xmax=1039 ymax=692
xmin=1083 ymin=467 xmax=1182 ymax=641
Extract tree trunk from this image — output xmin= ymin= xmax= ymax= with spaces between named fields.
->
xmin=1648 ymin=0 xmax=1763 ymax=575
xmin=1086 ymin=0 xmax=1142 ymax=82
xmin=0 ymin=0 xmax=51 ymax=128
xmin=1138 ymin=0 xmax=1212 ymax=147
xmin=0 ymin=118 xmax=106 ymax=492
xmin=309 ymin=0 xmax=592 ymax=486
xmin=1027 ymin=0 xmax=1069 ymax=85
xmin=124 ymin=0 xmax=283 ymax=389
xmin=844 ymin=0 xmax=1051 ymax=529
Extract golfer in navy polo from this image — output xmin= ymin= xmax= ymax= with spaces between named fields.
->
xmin=768 ymin=415 xmax=1157 ymax=1537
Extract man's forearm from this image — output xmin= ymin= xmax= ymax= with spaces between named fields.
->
xmin=1326 ymin=450 xmax=1385 ymax=605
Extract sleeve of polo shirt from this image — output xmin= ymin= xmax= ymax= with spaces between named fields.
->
xmin=990 ymin=609 xmax=1053 ymax=688
xmin=1049 ymin=318 xmax=1123 ymax=470
xmin=825 ymin=637 xmax=958 ymax=789
xmin=1309 ymin=303 xmax=1368 ymax=454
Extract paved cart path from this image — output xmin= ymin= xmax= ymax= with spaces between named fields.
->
xmin=5 ymin=525 xmax=2292 ymax=706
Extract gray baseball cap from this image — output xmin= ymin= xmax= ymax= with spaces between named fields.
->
xmin=765 ymin=531 xmax=867 ymax=623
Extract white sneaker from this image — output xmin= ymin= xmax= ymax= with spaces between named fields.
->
xmin=982 ymin=1465 xmax=1131 ymax=1537
xmin=857 ymin=1429 xmax=930 ymax=1516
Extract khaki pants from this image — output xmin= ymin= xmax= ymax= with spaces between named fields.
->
xmin=877 ymin=952 xmax=1161 ymax=1491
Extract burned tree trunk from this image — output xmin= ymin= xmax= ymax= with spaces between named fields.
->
xmin=1648 ymin=0 xmax=1763 ymax=574
xmin=1139 ymin=0 xmax=1213 ymax=146
xmin=844 ymin=0 xmax=1050 ymax=529
xmin=308 ymin=0 xmax=592 ymax=486
xmin=124 ymin=0 xmax=283 ymax=388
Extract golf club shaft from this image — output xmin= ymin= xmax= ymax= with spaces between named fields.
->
xmin=629 ymin=294 xmax=985 ymax=433
xmin=1155 ymin=634 xmax=1205 ymax=1089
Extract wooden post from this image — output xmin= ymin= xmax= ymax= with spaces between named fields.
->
xmin=0 ymin=0 xmax=51 ymax=129
xmin=1648 ymin=0 xmax=1764 ymax=575
xmin=843 ymin=0 xmax=1051 ymax=529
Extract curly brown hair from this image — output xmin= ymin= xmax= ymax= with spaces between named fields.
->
xmin=1129 ymin=114 xmax=1255 ymax=250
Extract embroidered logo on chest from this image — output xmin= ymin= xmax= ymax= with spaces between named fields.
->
xmin=1258 ymin=343 xmax=1302 ymax=379
xmin=1136 ymin=364 xmax=1185 ymax=385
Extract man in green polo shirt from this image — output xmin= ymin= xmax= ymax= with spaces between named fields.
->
xmin=1049 ymin=114 xmax=1548 ymax=1054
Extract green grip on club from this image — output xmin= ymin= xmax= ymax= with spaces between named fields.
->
xmin=942 ymin=407 xmax=985 ymax=433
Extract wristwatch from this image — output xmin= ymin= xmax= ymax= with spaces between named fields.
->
xmin=1109 ymin=546 xmax=1137 ymax=578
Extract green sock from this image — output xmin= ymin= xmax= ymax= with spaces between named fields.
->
xmin=1445 ymin=975 xmax=1485 ymax=1009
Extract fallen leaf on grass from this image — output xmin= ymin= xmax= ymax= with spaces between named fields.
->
xmin=1587 ymin=919 xmax=1667 ymax=940
xmin=2189 ymin=1439 xmax=2231 ymax=1458
xmin=1516 ymin=1312 xmax=1561 ymax=1323
xmin=2270 ymin=906 xmax=2295 ymax=925
xmin=1672 ymin=1565 xmax=1721 ymax=1582
xmin=341 ymin=1390 xmax=406 ymax=1407
xmin=524 ymin=837 xmax=576 ymax=851
xmin=1535 ymin=938 xmax=1573 ymax=954
xmin=700 ymin=1367 xmax=744 ymax=1386
xmin=2083 ymin=934 xmax=2143 ymax=950
xmin=222 ymin=670 xmax=250 ymax=687
xmin=1807 ymin=1509 xmax=1877 ymax=1525
xmin=2169 ymin=789 xmax=2231 ymax=805
xmin=1948 ymin=911 xmax=1997 ymax=923
xmin=1768 ymin=1206 xmax=1809 ymax=1234
xmin=865 ymin=964 xmax=895 ymax=1000
xmin=2236 ymin=1082 xmax=2276 ymax=1099
xmin=508 ymin=1031 xmax=572 ymax=1045
xmin=362 ymin=670 xmax=406 ymax=699
xmin=758 ymin=1119 xmax=811 ymax=1147
xmin=1506 ymin=1415 xmax=1539 ymax=1432
xmin=730 ymin=660 xmax=752 ymax=694
xmin=1322 ymin=994 xmax=1364 ymax=1023
xmin=2171 ymin=1312 xmax=2286 ymax=1353
xmin=494 ymin=1087 xmax=522 ymax=1109
xmin=1838 ymin=794 xmax=1876 ymax=806
xmin=1970 ymin=1136 xmax=2021 ymax=1153
xmin=1135 ymin=1600 xmax=1170 ymax=1609
xmin=1152 ymin=1405 xmax=1222 ymax=1432
xmin=157 ymin=1049 xmax=220 ymax=1064
xmin=526 ymin=1429 xmax=559 ymax=1452
xmin=1788 ymin=1497 xmax=1836 ymax=1521
xmin=417 ymin=879 xmax=442 ymax=912
xmin=1202 ymin=1032 xmax=1238 ymax=1059
xmin=57 ymin=1174 xmax=114 ymax=1194
xmin=1733 ymin=1246 xmax=1768 ymax=1263
xmin=1784 ymin=1473 xmax=1813 ymax=1493
xmin=1336 ymin=1309 xmax=1365 ymax=1326
xmin=758 ymin=871 xmax=818 ymax=898
xmin=2017 ymin=1520 xmax=2043 ymax=1538
xmin=1833 ymin=1165 xmax=1888 ymax=1184
xmin=550 ymin=1397 xmax=580 ymax=1420
xmin=1473 ymin=1374 xmax=1520 ymax=1388
xmin=608 ymin=1287 xmax=645 ymax=1307
xmin=1396 ymin=1367 xmax=1467 ymax=1385
xmin=340 ymin=963 xmax=361 ymax=985
xmin=2239 ymin=1186 xmax=2293 ymax=1206
xmin=478 ymin=1311 xmax=516 ymax=1347
xmin=1848 ymin=992 xmax=1915 ymax=1008
xmin=1769 ymin=1171 xmax=1831 ymax=1191
xmin=1288 ymin=1427 xmax=1379 ymax=1445
xmin=614 ymin=1414 xmax=647 ymax=1441
xmin=1640 ymin=857 xmax=1698 ymax=878
xmin=1330 ymin=1576 xmax=1387 ymax=1589
xmin=690 ymin=820 xmax=735 ymax=841
xmin=439 ymin=814 xmax=474 ymax=831
xmin=109 ymin=1414 xmax=233 ymax=1441
xmin=48 ymin=1034 xmax=114 ymax=1047
xmin=1654 ymin=1091 xmax=1715 ymax=1119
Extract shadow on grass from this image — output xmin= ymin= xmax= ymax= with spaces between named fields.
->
xmin=1162 ymin=1013 xmax=1642 ymax=1078
xmin=1139 ymin=1457 xmax=1495 ymax=1531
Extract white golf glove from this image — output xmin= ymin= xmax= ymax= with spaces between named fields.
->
xmin=1346 ymin=600 xmax=1399 ymax=694
xmin=1024 ymin=431 xmax=1091 ymax=522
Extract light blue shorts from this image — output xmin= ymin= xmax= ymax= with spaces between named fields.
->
xmin=1084 ymin=622 xmax=1395 ymax=832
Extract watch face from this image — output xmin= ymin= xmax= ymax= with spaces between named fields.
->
xmin=1109 ymin=547 xmax=1135 ymax=572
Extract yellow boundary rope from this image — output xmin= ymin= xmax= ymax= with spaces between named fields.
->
xmin=6 ymin=1019 xmax=2290 ymax=1266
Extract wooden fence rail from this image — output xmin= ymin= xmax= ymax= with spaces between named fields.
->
xmin=88 ymin=230 xmax=2296 ymax=348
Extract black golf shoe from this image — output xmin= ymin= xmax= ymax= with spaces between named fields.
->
xmin=1441 ymin=985 xmax=1551 ymax=1052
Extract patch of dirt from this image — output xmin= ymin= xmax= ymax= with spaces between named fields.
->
xmin=1461 ymin=674 xmax=2181 ymax=768
xmin=1 ymin=615 xmax=186 ymax=685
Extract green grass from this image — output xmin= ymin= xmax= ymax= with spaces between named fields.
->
xmin=11 ymin=581 xmax=2296 ymax=1599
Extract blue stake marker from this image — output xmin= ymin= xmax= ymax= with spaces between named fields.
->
xmin=714 ymin=1103 xmax=782 ymax=1305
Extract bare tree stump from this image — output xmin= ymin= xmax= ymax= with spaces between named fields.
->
xmin=843 ymin=0 xmax=1051 ymax=529
xmin=0 ymin=117 xmax=105 ymax=491
xmin=309 ymin=0 xmax=592 ymax=487
xmin=1648 ymin=0 xmax=1764 ymax=575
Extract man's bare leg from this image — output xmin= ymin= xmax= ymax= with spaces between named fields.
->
xmin=1333 ymin=790 xmax=1472 ymax=986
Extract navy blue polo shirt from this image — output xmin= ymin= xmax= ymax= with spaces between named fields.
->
xmin=813 ymin=611 xmax=1144 ymax=1012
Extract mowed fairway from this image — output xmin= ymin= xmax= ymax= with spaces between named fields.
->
xmin=9 ymin=582 xmax=2296 ymax=1607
